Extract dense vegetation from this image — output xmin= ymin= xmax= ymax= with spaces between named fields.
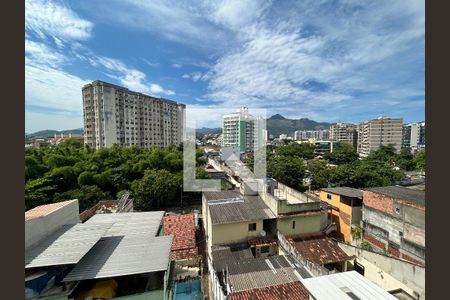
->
xmin=252 ymin=142 xmax=425 ymax=192
xmin=25 ymin=139 xmax=207 ymax=211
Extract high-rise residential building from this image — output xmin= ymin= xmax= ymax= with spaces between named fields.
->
xmin=222 ymin=107 xmax=264 ymax=153
xmin=294 ymin=129 xmax=329 ymax=141
xmin=82 ymin=80 xmax=185 ymax=150
xmin=357 ymin=117 xmax=403 ymax=157
xmin=329 ymin=123 xmax=358 ymax=148
xmin=402 ymin=121 xmax=425 ymax=153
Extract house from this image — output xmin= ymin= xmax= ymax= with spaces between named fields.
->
xmin=25 ymin=201 xmax=173 ymax=300
xmin=286 ymin=233 xmax=353 ymax=272
xmin=362 ymin=186 xmax=425 ymax=265
xmin=319 ymin=187 xmax=364 ymax=243
xmin=202 ymin=189 xmax=277 ymax=252
xmin=259 ymin=178 xmax=324 ymax=236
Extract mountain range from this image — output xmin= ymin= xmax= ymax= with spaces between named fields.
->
xmin=25 ymin=128 xmax=84 ymax=139
xmin=25 ymin=115 xmax=332 ymax=140
xmin=266 ymin=114 xmax=333 ymax=137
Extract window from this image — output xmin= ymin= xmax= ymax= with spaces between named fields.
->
xmin=292 ymin=221 xmax=296 ymax=229
xmin=248 ymin=223 xmax=257 ymax=231
xmin=327 ymin=194 xmax=332 ymax=200
xmin=260 ymin=246 xmax=270 ymax=253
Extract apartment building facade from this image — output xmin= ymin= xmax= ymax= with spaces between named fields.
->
xmin=329 ymin=123 xmax=358 ymax=148
xmin=402 ymin=121 xmax=425 ymax=153
xmin=294 ymin=130 xmax=330 ymax=141
xmin=357 ymin=117 xmax=403 ymax=157
xmin=83 ymin=80 xmax=185 ymax=150
xmin=222 ymin=107 xmax=264 ymax=153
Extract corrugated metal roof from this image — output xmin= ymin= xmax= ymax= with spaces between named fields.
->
xmin=62 ymin=211 xmax=172 ymax=282
xmin=365 ymin=186 xmax=425 ymax=207
xmin=25 ymin=200 xmax=77 ymax=221
xmin=86 ymin=211 xmax=165 ymax=237
xmin=301 ymin=271 xmax=398 ymax=300
xmin=226 ymin=255 xmax=312 ymax=292
xmin=204 ymin=191 xmax=276 ymax=225
xmin=321 ymin=187 xmax=364 ymax=199
xmin=62 ymin=235 xmax=173 ymax=282
xmin=25 ymin=222 xmax=112 ymax=269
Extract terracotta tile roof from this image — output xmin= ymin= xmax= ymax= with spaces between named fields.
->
xmin=162 ymin=214 xmax=198 ymax=260
xmin=288 ymin=234 xmax=352 ymax=265
xmin=248 ymin=236 xmax=277 ymax=246
xmin=25 ymin=200 xmax=77 ymax=221
xmin=228 ymin=282 xmax=309 ymax=300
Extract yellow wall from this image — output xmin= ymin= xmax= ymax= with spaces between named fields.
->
xmin=277 ymin=214 xmax=321 ymax=236
xmin=319 ymin=191 xmax=353 ymax=242
xmin=211 ymin=220 xmax=264 ymax=245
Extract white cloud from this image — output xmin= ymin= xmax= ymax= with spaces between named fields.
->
xmin=182 ymin=72 xmax=205 ymax=82
xmin=25 ymin=0 xmax=93 ymax=41
xmin=150 ymin=84 xmax=175 ymax=96
xmin=142 ymin=58 xmax=160 ymax=67
xmin=25 ymin=39 xmax=67 ymax=68
xmin=172 ymin=63 xmax=182 ymax=68
xmin=204 ymin=0 xmax=272 ymax=30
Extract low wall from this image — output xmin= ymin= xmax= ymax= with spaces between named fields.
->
xmin=338 ymin=242 xmax=425 ymax=299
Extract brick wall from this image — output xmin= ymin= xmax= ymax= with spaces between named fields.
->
xmin=401 ymin=253 xmax=425 ymax=266
xmin=364 ymin=233 xmax=386 ymax=250
xmin=388 ymin=246 xmax=400 ymax=257
xmin=364 ymin=191 xmax=394 ymax=215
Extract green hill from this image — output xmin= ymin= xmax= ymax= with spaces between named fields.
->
xmin=267 ymin=115 xmax=333 ymax=137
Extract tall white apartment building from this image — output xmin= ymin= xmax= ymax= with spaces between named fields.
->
xmin=222 ymin=107 xmax=264 ymax=153
xmin=357 ymin=117 xmax=403 ymax=157
xmin=82 ymin=80 xmax=185 ymax=150
xmin=402 ymin=121 xmax=425 ymax=153
xmin=329 ymin=123 xmax=358 ymax=148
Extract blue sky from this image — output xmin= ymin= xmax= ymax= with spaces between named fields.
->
xmin=25 ymin=0 xmax=424 ymax=133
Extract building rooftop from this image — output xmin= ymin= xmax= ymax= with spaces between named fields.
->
xmin=204 ymin=190 xmax=276 ymax=225
xmin=226 ymin=255 xmax=312 ymax=293
xmin=25 ymin=200 xmax=77 ymax=221
xmin=211 ymin=244 xmax=255 ymax=271
xmin=25 ymin=222 xmax=111 ymax=269
xmin=62 ymin=211 xmax=172 ymax=282
xmin=321 ymin=187 xmax=364 ymax=199
xmin=365 ymin=186 xmax=425 ymax=207
xmin=163 ymin=213 xmax=198 ymax=260
xmin=228 ymin=281 xmax=309 ymax=300
xmin=300 ymin=270 xmax=398 ymax=300
xmin=288 ymin=234 xmax=352 ymax=265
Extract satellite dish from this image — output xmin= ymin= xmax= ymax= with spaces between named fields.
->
xmin=260 ymin=230 xmax=266 ymax=237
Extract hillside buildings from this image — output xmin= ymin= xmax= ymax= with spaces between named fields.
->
xmin=222 ymin=107 xmax=264 ymax=153
xmin=294 ymin=129 xmax=329 ymax=141
xmin=329 ymin=123 xmax=358 ymax=148
xmin=402 ymin=121 xmax=425 ymax=153
xmin=357 ymin=117 xmax=403 ymax=157
xmin=82 ymin=80 xmax=185 ymax=150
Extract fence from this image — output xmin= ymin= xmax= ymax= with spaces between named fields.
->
xmin=277 ymin=231 xmax=331 ymax=277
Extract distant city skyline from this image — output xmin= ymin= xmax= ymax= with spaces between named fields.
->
xmin=26 ymin=0 xmax=424 ymax=133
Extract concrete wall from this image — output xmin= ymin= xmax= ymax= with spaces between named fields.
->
xmin=338 ymin=242 xmax=425 ymax=299
xmin=25 ymin=200 xmax=80 ymax=250
xmin=102 ymin=85 xmax=118 ymax=147
xmin=277 ymin=214 xmax=321 ymax=236
xmin=211 ymin=220 xmax=264 ymax=245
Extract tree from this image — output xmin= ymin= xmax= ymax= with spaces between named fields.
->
xmin=414 ymin=150 xmax=425 ymax=171
xmin=365 ymin=145 xmax=397 ymax=165
xmin=53 ymin=185 xmax=111 ymax=211
xmin=395 ymin=148 xmax=416 ymax=171
xmin=267 ymin=156 xmax=307 ymax=191
xmin=307 ymin=159 xmax=333 ymax=190
xmin=324 ymin=142 xmax=358 ymax=165
xmin=276 ymin=143 xmax=315 ymax=160
xmin=132 ymin=169 xmax=182 ymax=210
xmin=25 ymin=177 xmax=57 ymax=210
